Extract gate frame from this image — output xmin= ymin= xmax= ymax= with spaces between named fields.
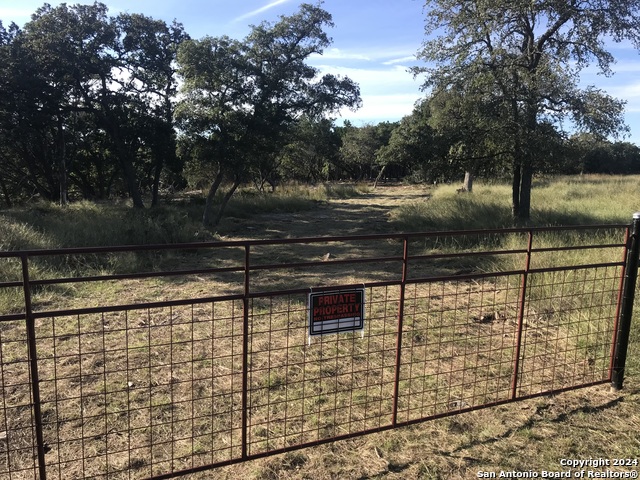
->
xmin=0 ymin=218 xmax=637 ymax=479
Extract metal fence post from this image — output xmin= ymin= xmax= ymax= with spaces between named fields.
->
xmin=611 ymin=212 xmax=640 ymax=391
xmin=511 ymin=230 xmax=533 ymax=399
xmin=241 ymin=244 xmax=250 ymax=458
xmin=391 ymin=236 xmax=409 ymax=426
xmin=21 ymin=254 xmax=47 ymax=480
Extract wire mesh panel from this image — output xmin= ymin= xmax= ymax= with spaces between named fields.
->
xmin=245 ymin=286 xmax=400 ymax=456
xmin=516 ymin=265 xmax=623 ymax=396
xmin=32 ymin=299 xmax=244 ymax=479
xmin=397 ymin=274 xmax=522 ymax=422
xmin=0 ymin=319 xmax=39 ymax=480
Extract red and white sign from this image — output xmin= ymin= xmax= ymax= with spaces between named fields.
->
xmin=308 ymin=288 xmax=365 ymax=336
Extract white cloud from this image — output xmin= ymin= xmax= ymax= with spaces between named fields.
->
xmin=311 ymin=46 xmax=418 ymax=65
xmin=610 ymin=83 xmax=640 ymax=98
xmin=313 ymin=64 xmax=423 ymax=123
xmin=314 ymin=64 xmax=422 ymax=96
xmin=338 ymin=94 xmax=420 ymax=124
xmin=607 ymin=83 xmax=640 ymax=114
xmin=383 ymin=56 xmax=416 ymax=66
xmin=233 ymin=0 xmax=292 ymax=23
xmin=311 ymin=48 xmax=370 ymax=61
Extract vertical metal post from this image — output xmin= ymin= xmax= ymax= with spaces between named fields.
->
xmin=511 ymin=230 xmax=533 ymax=399
xmin=392 ymin=236 xmax=409 ymax=426
xmin=241 ymin=245 xmax=250 ymax=458
xmin=21 ymin=254 xmax=47 ymax=480
xmin=611 ymin=213 xmax=640 ymax=391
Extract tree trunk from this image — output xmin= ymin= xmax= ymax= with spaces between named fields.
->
xmin=212 ymin=177 xmax=241 ymax=227
xmin=511 ymin=161 xmax=521 ymax=219
xmin=120 ymin=156 xmax=145 ymax=208
xmin=518 ymin=161 xmax=533 ymax=222
xmin=511 ymin=160 xmax=533 ymax=222
xmin=107 ymin=122 xmax=145 ymax=208
xmin=151 ymin=160 xmax=163 ymax=207
xmin=58 ymin=116 xmax=68 ymax=207
xmin=203 ymin=170 xmax=224 ymax=226
xmin=514 ymin=104 xmax=537 ymax=222
xmin=0 ymin=174 xmax=12 ymax=208
xmin=373 ymin=165 xmax=387 ymax=189
xmin=463 ymin=171 xmax=473 ymax=192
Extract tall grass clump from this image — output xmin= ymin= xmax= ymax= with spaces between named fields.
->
xmin=318 ymin=182 xmax=369 ymax=199
xmin=0 ymin=200 xmax=217 ymax=291
xmin=391 ymin=183 xmax=514 ymax=232
xmin=1 ymin=200 xmax=211 ymax=250
xmin=218 ymin=185 xmax=320 ymax=218
xmin=531 ymin=175 xmax=640 ymax=225
xmin=392 ymin=175 xmax=640 ymax=233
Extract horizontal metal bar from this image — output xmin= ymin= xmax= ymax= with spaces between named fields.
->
xmin=29 ymin=265 xmax=244 ymax=286
xmin=0 ymin=224 xmax=627 ymax=258
xmin=23 ymin=254 xmax=622 ymax=288
xmin=31 ymin=293 xmax=244 ymax=319
xmin=531 ymin=243 xmax=625 ymax=253
xmin=528 ymin=261 xmax=624 ymax=275
xmin=0 ymin=313 xmax=26 ymax=322
xmin=247 ymin=279 xmax=403 ymax=299
xmin=248 ymin=255 xmax=403 ymax=271
xmin=407 ymin=269 xmax=525 ymax=284
xmin=156 ymin=380 xmax=608 ymax=480
xmin=409 ymin=249 xmax=528 ymax=261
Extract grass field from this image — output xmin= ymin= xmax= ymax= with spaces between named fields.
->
xmin=0 ymin=175 xmax=639 ymax=479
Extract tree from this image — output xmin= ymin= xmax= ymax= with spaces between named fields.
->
xmin=2 ymin=3 xmax=187 ymax=207
xmin=177 ymin=3 xmax=361 ymax=226
xmin=567 ymin=135 xmax=640 ymax=174
xmin=338 ymin=122 xmax=396 ymax=181
xmin=116 ymin=13 xmax=188 ymax=206
xmin=278 ymin=117 xmax=342 ymax=183
xmin=376 ymin=100 xmax=441 ymax=183
xmin=416 ymin=0 xmax=638 ymax=220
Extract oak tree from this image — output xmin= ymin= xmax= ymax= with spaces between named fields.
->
xmin=176 ymin=3 xmax=361 ymax=226
xmin=417 ymin=0 xmax=639 ymax=220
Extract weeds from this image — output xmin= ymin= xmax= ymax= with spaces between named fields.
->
xmin=0 ymin=177 xmax=639 ymax=479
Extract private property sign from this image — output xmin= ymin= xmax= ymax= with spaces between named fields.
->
xmin=308 ymin=288 xmax=365 ymax=337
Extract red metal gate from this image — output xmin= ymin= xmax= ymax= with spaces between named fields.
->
xmin=0 ymin=221 xmax=636 ymax=479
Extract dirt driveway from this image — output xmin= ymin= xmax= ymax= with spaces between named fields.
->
xmin=218 ymin=184 xmax=431 ymax=240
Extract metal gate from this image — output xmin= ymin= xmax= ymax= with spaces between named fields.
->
xmin=0 ymin=218 xmax=637 ymax=479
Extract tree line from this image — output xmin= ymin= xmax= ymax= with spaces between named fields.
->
xmin=0 ymin=2 xmax=361 ymax=224
xmin=1 ymin=1 xmax=639 ymax=224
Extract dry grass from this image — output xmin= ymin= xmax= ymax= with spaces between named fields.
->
xmin=1 ymin=178 xmax=639 ymax=479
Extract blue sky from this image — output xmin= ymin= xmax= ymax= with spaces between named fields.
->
xmin=2 ymin=0 xmax=640 ymax=145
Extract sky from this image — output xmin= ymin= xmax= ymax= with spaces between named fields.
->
xmin=2 ymin=0 xmax=640 ymax=145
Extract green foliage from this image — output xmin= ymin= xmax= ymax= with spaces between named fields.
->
xmin=416 ymin=0 xmax=638 ymax=220
xmin=566 ymin=135 xmax=640 ymax=174
xmin=277 ymin=117 xmax=342 ymax=183
xmin=176 ymin=4 xmax=361 ymax=225
xmin=377 ymin=100 xmax=443 ymax=182
xmin=0 ymin=3 xmax=188 ymax=208
xmin=13 ymin=5 xmax=184 ymax=206
xmin=337 ymin=121 xmax=396 ymax=180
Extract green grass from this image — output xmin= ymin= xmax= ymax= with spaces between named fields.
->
xmin=1 ymin=175 xmax=640 ymax=479
xmin=0 ymin=182 xmax=368 ymax=253
xmin=391 ymin=174 xmax=640 ymax=232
